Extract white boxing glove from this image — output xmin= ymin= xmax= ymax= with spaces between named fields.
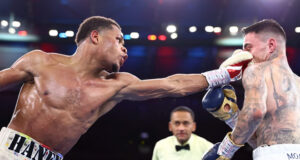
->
xmin=202 ymin=49 xmax=253 ymax=88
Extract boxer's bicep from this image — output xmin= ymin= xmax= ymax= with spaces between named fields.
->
xmin=232 ymin=64 xmax=267 ymax=145
xmin=0 ymin=68 xmax=29 ymax=91
xmin=0 ymin=51 xmax=40 ymax=91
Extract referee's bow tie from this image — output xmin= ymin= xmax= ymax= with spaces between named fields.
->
xmin=175 ymin=144 xmax=190 ymax=151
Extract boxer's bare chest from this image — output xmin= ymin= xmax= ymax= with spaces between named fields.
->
xmin=28 ymin=65 xmax=123 ymax=120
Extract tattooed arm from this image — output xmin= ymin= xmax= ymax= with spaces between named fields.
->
xmin=231 ymin=64 xmax=268 ymax=145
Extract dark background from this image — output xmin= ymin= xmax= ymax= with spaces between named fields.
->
xmin=1 ymin=0 xmax=300 ymax=159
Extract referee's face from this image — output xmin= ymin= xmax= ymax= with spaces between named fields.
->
xmin=169 ymin=111 xmax=196 ymax=144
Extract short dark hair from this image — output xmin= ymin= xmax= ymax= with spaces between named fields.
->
xmin=242 ymin=19 xmax=286 ymax=41
xmin=170 ymin=106 xmax=195 ymax=121
xmin=75 ymin=16 xmax=121 ymax=46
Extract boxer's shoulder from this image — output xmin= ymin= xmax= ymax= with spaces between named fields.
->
xmin=242 ymin=62 xmax=270 ymax=88
xmin=243 ymin=62 xmax=268 ymax=75
xmin=105 ymin=72 xmax=140 ymax=82
xmin=20 ymin=50 xmax=60 ymax=68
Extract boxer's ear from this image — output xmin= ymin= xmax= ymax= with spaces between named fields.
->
xmin=90 ymin=30 xmax=100 ymax=44
xmin=267 ymin=38 xmax=277 ymax=59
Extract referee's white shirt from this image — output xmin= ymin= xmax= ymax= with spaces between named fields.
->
xmin=152 ymin=134 xmax=213 ymax=160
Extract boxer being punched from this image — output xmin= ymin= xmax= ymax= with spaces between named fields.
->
xmin=202 ymin=19 xmax=300 ymax=160
xmin=0 ymin=16 xmax=251 ymax=160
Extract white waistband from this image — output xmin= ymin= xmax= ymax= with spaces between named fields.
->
xmin=0 ymin=127 xmax=63 ymax=160
xmin=253 ymin=144 xmax=300 ymax=160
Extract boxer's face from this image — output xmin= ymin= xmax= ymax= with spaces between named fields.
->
xmin=169 ymin=111 xmax=196 ymax=144
xmin=243 ymin=32 xmax=270 ymax=63
xmin=96 ymin=25 xmax=128 ymax=72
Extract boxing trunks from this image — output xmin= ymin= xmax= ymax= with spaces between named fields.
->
xmin=253 ymin=144 xmax=300 ymax=160
xmin=0 ymin=127 xmax=63 ymax=160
